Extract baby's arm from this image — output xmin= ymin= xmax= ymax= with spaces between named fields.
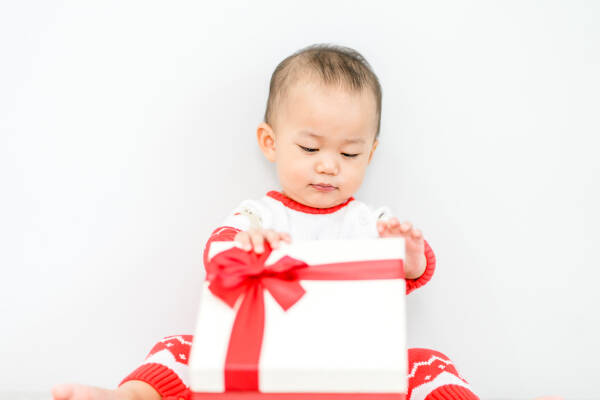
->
xmin=377 ymin=217 xmax=436 ymax=294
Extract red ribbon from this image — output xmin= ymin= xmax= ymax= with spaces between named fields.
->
xmin=206 ymin=243 xmax=404 ymax=392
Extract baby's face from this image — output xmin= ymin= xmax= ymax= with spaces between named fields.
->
xmin=260 ymin=78 xmax=378 ymax=208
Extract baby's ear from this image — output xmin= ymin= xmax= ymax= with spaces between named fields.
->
xmin=257 ymin=122 xmax=277 ymax=162
xmin=367 ymin=139 xmax=379 ymax=163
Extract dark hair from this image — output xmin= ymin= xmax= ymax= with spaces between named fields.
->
xmin=264 ymin=44 xmax=383 ymax=138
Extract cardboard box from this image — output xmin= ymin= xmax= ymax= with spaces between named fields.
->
xmin=190 ymin=238 xmax=407 ymax=400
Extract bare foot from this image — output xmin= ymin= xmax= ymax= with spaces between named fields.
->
xmin=51 ymin=384 xmax=123 ymax=400
xmin=51 ymin=381 xmax=161 ymax=400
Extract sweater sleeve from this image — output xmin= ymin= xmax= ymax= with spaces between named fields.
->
xmin=202 ymin=199 xmax=269 ymax=271
xmin=405 ymin=239 xmax=436 ymax=294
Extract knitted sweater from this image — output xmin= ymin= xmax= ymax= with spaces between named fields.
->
xmin=203 ymin=190 xmax=436 ymax=294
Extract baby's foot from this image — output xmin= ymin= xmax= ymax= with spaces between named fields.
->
xmin=51 ymin=384 xmax=126 ymax=400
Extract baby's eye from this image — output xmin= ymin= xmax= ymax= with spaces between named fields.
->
xmin=298 ymin=145 xmax=318 ymax=152
xmin=342 ymin=153 xmax=360 ymax=158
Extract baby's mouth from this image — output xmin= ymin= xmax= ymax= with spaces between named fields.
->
xmin=310 ymin=183 xmax=337 ymax=192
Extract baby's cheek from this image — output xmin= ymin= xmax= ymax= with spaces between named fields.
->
xmin=290 ymin=162 xmax=309 ymax=184
xmin=277 ymin=161 xmax=293 ymax=182
xmin=279 ymin=161 xmax=307 ymax=190
xmin=346 ymin=165 xmax=367 ymax=192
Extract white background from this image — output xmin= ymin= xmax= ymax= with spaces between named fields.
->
xmin=1 ymin=1 xmax=599 ymax=399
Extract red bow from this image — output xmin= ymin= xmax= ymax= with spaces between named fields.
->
xmin=207 ymin=243 xmax=309 ymax=312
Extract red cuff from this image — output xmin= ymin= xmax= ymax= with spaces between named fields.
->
xmin=119 ymin=363 xmax=188 ymax=398
xmin=203 ymin=226 xmax=241 ymax=272
xmin=406 ymin=239 xmax=436 ymax=295
xmin=425 ymin=385 xmax=479 ymax=400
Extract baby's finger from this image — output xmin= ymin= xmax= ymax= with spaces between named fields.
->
xmin=411 ymin=228 xmax=422 ymax=239
xmin=388 ymin=218 xmax=406 ymax=235
xmin=400 ymin=221 xmax=413 ymax=233
xmin=388 ymin=217 xmax=400 ymax=228
xmin=279 ymin=232 xmax=292 ymax=244
xmin=249 ymin=230 xmax=265 ymax=253
xmin=235 ymin=232 xmax=252 ymax=251
xmin=264 ymin=230 xmax=281 ymax=249
xmin=377 ymin=220 xmax=387 ymax=233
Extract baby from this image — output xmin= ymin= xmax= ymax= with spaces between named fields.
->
xmin=52 ymin=44 xmax=562 ymax=400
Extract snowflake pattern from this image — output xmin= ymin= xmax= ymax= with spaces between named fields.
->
xmin=146 ymin=335 xmax=193 ymax=365
xmin=407 ymin=350 xmax=469 ymax=389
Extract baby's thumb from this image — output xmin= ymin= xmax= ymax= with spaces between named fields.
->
xmin=234 ymin=232 xmax=251 ymax=250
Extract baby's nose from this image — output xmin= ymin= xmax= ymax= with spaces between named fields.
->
xmin=315 ymin=157 xmax=339 ymax=175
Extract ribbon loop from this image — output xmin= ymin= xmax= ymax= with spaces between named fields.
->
xmin=208 ymin=246 xmax=309 ymax=310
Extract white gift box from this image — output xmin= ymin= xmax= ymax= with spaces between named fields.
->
xmin=189 ymin=237 xmax=407 ymax=400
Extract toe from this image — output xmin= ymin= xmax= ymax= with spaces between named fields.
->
xmin=52 ymin=384 xmax=73 ymax=400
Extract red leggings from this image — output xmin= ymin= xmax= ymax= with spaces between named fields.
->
xmin=120 ymin=335 xmax=478 ymax=400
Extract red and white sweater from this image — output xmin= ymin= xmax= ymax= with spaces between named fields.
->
xmin=203 ymin=190 xmax=436 ymax=293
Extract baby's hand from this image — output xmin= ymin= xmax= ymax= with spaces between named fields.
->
xmin=377 ymin=217 xmax=426 ymax=279
xmin=234 ymin=229 xmax=292 ymax=254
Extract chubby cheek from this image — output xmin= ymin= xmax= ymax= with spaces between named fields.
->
xmin=343 ymin=162 xmax=368 ymax=194
xmin=277 ymin=157 xmax=310 ymax=191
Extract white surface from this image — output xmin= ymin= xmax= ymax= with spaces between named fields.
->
xmin=191 ymin=239 xmax=406 ymax=393
xmin=267 ymin=237 xmax=405 ymax=264
xmin=208 ymin=237 xmax=405 ymax=264
xmin=1 ymin=1 xmax=599 ymax=399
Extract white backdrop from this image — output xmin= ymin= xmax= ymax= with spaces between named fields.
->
xmin=1 ymin=1 xmax=599 ymax=399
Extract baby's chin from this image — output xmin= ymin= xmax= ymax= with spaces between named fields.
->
xmin=308 ymin=198 xmax=346 ymax=209
xmin=301 ymin=190 xmax=351 ymax=209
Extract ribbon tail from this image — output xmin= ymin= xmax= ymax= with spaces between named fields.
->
xmin=224 ymin=281 xmax=265 ymax=391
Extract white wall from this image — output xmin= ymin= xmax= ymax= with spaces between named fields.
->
xmin=1 ymin=1 xmax=598 ymax=399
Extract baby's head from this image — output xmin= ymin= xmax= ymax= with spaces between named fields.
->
xmin=257 ymin=44 xmax=382 ymax=209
